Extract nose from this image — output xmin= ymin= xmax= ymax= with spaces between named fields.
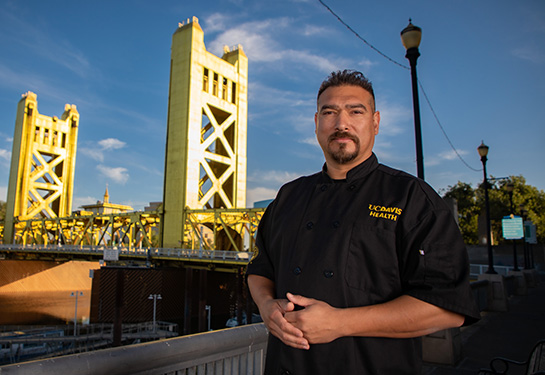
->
xmin=334 ymin=110 xmax=349 ymax=132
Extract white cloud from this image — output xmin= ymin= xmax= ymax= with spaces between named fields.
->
xmin=249 ymin=82 xmax=316 ymax=138
xmin=425 ymin=149 xmax=470 ymax=167
xmin=72 ymin=195 xmax=99 ymax=210
xmin=248 ymin=169 xmax=301 ymax=186
xmin=300 ymin=136 xmax=319 ymax=147
xmin=80 ymin=148 xmax=104 ymax=162
xmin=246 ymin=167 xmax=322 ymax=206
xmin=302 ymin=24 xmax=333 ymax=37
xmin=439 ymin=149 xmax=469 ymax=161
xmin=96 ymin=165 xmax=129 ymax=184
xmin=0 ymin=149 xmax=11 ymax=162
xmin=98 ymin=138 xmax=126 ymax=150
xmin=246 ymin=186 xmax=278 ymax=207
xmin=376 ymin=100 xmax=410 ymax=137
xmin=205 ymin=15 xmax=350 ymax=73
xmin=80 ymin=138 xmax=127 ymax=162
xmin=511 ymin=46 xmax=545 ymax=64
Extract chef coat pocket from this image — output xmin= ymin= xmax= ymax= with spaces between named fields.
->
xmin=344 ymin=225 xmax=400 ymax=303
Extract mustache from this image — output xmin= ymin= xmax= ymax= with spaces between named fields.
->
xmin=328 ymin=131 xmax=359 ymax=143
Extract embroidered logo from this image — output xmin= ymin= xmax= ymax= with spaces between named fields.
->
xmin=368 ymin=204 xmax=403 ymax=222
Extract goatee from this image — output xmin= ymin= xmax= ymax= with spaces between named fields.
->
xmin=327 ymin=131 xmax=360 ymax=164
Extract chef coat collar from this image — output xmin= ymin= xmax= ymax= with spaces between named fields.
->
xmin=321 ymin=153 xmax=379 ymax=183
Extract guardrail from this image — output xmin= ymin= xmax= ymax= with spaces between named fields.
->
xmin=0 ymin=244 xmax=252 ymax=265
xmin=0 ymin=322 xmax=178 ymax=344
xmin=469 ymin=264 xmax=513 ymax=278
xmin=0 ymin=271 xmax=530 ymax=374
xmin=0 ymin=323 xmax=268 ymax=375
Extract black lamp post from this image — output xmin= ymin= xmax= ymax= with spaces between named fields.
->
xmin=478 ymin=141 xmax=496 ymax=274
xmin=505 ymin=182 xmax=519 ymax=271
xmin=401 ymin=20 xmax=424 ymax=180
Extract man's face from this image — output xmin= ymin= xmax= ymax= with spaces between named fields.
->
xmin=315 ymin=85 xmax=380 ymax=169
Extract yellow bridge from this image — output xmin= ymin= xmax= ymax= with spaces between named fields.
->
xmin=0 ymin=208 xmax=264 ymax=271
xmin=1 ymin=17 xmax=257 ymax=267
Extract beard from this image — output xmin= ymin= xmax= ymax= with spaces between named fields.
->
xmin=327 ymin=131 xmax=360 ymax=164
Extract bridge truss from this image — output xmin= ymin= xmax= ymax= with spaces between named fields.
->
xmin=0 ymin=208 xmax=264 ymax=268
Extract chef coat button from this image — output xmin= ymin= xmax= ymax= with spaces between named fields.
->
xmin=323 ymin=270 xmax=334 ymax=278
xmin=333 ymin=220 xmax=340 ymax=228
xmin=281 ymin=370 xmax=291 ymax=375
xmin=306 ymin=221 xmax=314 ymax=230
xmin=320 ymin=185 xmax=327 ymax=191
xmin=293 ymin=267 xmax=302 ymax=275
xmin=348 ymin=184 xmax=356 ymax=191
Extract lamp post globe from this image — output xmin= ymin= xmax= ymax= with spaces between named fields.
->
xmin=478 ymin=141 xmax=496 ymax=274
xmin=401 ymin=20 xmax=425 ymax=180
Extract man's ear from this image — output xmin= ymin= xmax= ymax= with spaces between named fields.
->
xmin=314 ymin=112 xmax=318 ymax=134
xmin=373 ymin=111 xmax=380 ymax=135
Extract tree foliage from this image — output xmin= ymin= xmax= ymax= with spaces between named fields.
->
xmin=443 ymin=175 xmax=545 ymax=245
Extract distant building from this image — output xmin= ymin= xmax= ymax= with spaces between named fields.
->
xmin=144 ymin=202 xmax=162 ymax=212
xmin=253 ymin=199 xmax=273 ymax=208
xmin=80 ymin=187 xmax=133 ymax=215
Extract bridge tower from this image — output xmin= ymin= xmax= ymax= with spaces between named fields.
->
xmin=161 ymin=17 xmax=248 ymax=247
xmin=4 ymin=92 xmax=79 ymax=243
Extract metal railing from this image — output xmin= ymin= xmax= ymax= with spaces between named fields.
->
xmin=0 ymin=244 xmax=252 ymax=265
xmin=469 ymin=264 xmax=514 ymax=278
xmin=0 ymin=323 xmax=269 ymax=375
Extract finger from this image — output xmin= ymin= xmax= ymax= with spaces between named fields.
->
xmin=284 ymin=336 xmax=310 ymax=350
xmin=279 ymin=316 xmax=305 ymax=337
xmin=286 ymin=292 xmax=313 ymax=307
xmin=277 ymin=299 xmax=296 ymax=313
xmin=283 ymin=311 xmax=299 ymax=324
xmin=268 ymin=309 xmax=304 ymax=337
xmin=268 ymin=320 xmax=309 ymax=349
xmin=275 ymin=329 xmax=310 ymax=350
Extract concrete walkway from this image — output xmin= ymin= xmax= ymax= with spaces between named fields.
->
xmin=424 ymin=273 xmax=545 ymax=374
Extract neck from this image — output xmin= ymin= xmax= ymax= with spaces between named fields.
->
xmin=325 ymin=153 xmax=372 ymax=180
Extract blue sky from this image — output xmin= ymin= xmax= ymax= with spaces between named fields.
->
xmin=1 ymin=0 xmax=544 ymax=211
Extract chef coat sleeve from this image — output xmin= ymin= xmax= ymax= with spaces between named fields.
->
xmin=401 ymin=207 xmax=481 ymax=325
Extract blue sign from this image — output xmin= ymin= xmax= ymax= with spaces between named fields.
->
xmin=502 ymin=216 xmax=524 ymax=239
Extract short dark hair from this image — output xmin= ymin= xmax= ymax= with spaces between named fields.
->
xmin=317 ymin=69 xmax=376 ymax=110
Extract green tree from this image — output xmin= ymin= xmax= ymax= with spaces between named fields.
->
xmin=443 ymin=182 xmax=479 ymax=244
xmin=443 ymin=175 xmax=545 ymax=245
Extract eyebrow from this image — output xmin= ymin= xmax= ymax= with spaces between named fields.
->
xmin=319 ymin=103 xmax=368 ymax=112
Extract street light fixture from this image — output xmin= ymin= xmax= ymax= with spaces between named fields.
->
xmin=148 ymin=294 xmax=162 ymax=333
xmin=478 ymin=141 xmax=496 ymax=274
xmin=70 ymin=291 xmax=83 ymax=336
xmin=401 ymin=19 xmax=424 ymax=180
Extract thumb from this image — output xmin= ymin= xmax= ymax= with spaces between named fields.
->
xmin=286 ymin=292 xmax=314 ymax=307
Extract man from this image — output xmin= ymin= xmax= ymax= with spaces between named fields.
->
xmin=246 ymin=70 xmax=480 ymax=374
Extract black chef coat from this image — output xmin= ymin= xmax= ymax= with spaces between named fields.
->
xmin=246 ymin=153 xmax=480 ymax=374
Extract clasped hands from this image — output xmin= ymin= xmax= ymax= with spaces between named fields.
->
xmin=261 ymin=292 xmax=341 ymax=350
